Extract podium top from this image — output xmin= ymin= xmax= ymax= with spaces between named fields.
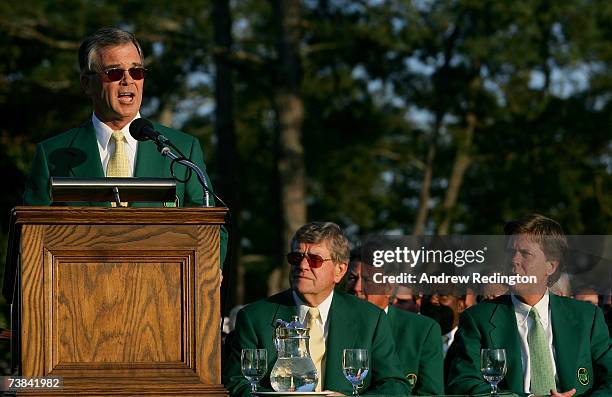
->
xmin=11 ymin=206 xmax=228 ymax=225
xmin=51 ymin=177 xmax=177 ymax=203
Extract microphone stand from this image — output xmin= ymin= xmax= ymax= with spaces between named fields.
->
xmin=157 ymin=144 xmax=212 ymax=207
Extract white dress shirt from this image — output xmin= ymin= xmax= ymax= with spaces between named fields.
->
xmin=92 ymin=113 xmax=140 ymax=176
xmin=511 ymin=291 xmax=559 ymax=394
xmin=293 ymin=290 xmax=334 ymax=340
xmin=442 ymin=326 xmax=458 ymax=357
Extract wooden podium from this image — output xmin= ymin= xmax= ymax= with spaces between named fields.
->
xmin=3 ymin=206 xmax=229 ymax=396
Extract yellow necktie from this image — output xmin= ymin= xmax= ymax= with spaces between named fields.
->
xmin=307 ymin=307 xmax=326 ymax=391
xmin=107 ymin=130 xmax=130 ymax=177
xmin=107 ymin=130 xmax=129 ymax=206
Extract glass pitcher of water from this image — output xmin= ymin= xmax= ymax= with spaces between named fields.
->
xmin=270 ymin=316 xmax=319 ymax=392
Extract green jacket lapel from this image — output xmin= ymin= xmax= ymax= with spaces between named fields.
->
xmin=325 ymin=292 xmax=357 ymax=389
xmin=488 ymin=296 xmax=523 ymax=392
xmin=68 ymin=121 xmax=104 ymax=178
xmin=134 ymin=139 xmax=168 ymax=178
xmin=269 ymin=289 xmax=298 ymax=327
xmin=550 ymin=294 xmax=579 ymax=391
xmin=268 ymin=290 xmax=298 ymax=365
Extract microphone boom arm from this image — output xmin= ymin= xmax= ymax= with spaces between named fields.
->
xmin=159 ymin=146 xmax=211 ymax=207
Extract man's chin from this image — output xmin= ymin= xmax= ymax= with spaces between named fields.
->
xmin=291 ymin=280 xmax=314 ymax=294
xmin=511 ymin=283 xmax=547 ymax=297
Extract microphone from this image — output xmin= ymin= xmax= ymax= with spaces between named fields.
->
xmin=128 ymin=118 xmax=218 ymax=208
xmin=129 ymin=118 xmax=170 ymax=145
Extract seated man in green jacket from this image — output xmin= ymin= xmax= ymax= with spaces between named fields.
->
xmin=223 ymin=222 xmax=411 ymax=396
xmin=345 ymin=250 xmax=444 ymax=395
xmin=446 ymin=214 xmax=611 ymax=396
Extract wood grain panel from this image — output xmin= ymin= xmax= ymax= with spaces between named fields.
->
xmin=52 ymin=254 xmax=188 ymax=365
xmin=13 ymin=208 xmax=228 ymax=396
xmin=21 ymin=225 xmax=46 ymax=377
xmin=43 ymin=225 xmax=203 ymax=251
xmin=195 ymin=225 xmax=222 ymax=384
xmin=13 ymin=206 xmax=227 ymax=225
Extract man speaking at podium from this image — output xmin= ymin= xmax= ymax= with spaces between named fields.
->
xmin=22 ymin=27 xmax=227 ymax=263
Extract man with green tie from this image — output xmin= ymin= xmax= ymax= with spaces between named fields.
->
xmin=22 ymin=27 xmax=227 ymax=263
xmin=446 ymin=214 xmax=611 ymax=396
xmin=223 ymin=222 xmax=411 ymax=397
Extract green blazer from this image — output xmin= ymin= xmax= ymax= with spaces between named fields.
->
xmin=22 ymin=120 xmax=227 ymax=264
xmin=222 ymin=289 xmax=411 ymax=397
xmin=445 ymin=294 xmax=612 ymax=396
xmin=387 ymin=305 xmax=444 ymax=395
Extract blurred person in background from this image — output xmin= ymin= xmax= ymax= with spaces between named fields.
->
xmin=345 ymin=250 xmax=444 ymax=395
xmin=573 ymin=285 xmax=600 ymax=306
xmin=391 ymin=285 xmax=421 ymax=313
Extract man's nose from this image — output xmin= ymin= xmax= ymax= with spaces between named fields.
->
xmin=509 ymin=253 xmax=523 ymax=274
xmin=298 ymin=255 xmax=310 ymax=270
xmin=120 ymin=69 xmax=134 ymax=84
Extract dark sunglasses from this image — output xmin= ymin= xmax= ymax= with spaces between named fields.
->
xmin=87 ymin=67 xmax=147 ymax=82
xmin=287 ymin=252 xmax=333 ymax=268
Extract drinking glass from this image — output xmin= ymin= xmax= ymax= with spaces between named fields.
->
xmin=241 ymin=349 xmax=268 ymax=395
xmin=480 ymin=348 xmax=507 ymax=396
xmin=343 ymin=348 xmax=369 ymax=396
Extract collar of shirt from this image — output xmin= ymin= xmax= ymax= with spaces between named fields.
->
xmin=444 ymin=326 xmax=458 ymax=342
xmin=511 ymin=290 xmax=550 ymax=328
xmin=292 ymin=289 xmax=334 ymax=328
xmin=92 ymin=112 xmax=140 ymax=153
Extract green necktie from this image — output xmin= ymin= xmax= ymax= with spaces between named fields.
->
xmin=528 ymin=307 xmax=556 ymax=394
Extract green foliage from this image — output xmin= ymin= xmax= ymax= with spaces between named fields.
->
xmin=0 ymin=1 xmax=610 ymax=371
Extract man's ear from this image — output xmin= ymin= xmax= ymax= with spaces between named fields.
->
xmin=457 ymin=297 xmax=466 ymax=313
xmin=546 ymin=259 xmax=559 ymax=277
xmin=334 ymin=262 xmax=348 ymax=283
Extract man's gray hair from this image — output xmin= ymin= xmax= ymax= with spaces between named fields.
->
xmin=291 ymin=222 xmax=350 ymax=264
xmin=78 ymin=27 xmax=143 ymax=73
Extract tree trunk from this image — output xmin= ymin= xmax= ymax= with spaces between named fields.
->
xmin=437 ymin=114 xmax=475 ymax=235
xmin=270 ymin=0 xmax=306 ymax=294
xmin=412 ymin=23 xmax=460 ymax=236
xmin=157 ymin=97 xmax=174 ymax=126
xmin=213 ymin=0 xmax=242 ymax=309
xmin=412 ymin=123 xmax=439 ymax=236
xmin=437 ymin=71 xmax=481 ymax=235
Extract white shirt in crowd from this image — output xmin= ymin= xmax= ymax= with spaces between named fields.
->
xmin=442 ymin=326 xmax=458 ymax=357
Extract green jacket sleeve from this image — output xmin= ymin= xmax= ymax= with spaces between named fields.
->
xmin=412 ymin=320 xmax=444 ymax=395
xmin=183 ymin=135 xmax=228 ymax=267
xmin=364 ymin=311 xmax=413 ymax=396
xmin=445 ymin=310 xmax=493 ymax=395
xmin=587 ymin=305 xmax=612 ymax=397
xmin=23 ymin=143 xmax=52 ymax=205
xmin=223 ymin=309 xmax=274 ymax=397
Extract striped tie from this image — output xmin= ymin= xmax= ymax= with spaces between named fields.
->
xmin=307 ymin=307 xmax=325 ymax=391
xmin=528 ymin=307 xmax=556 ymax=394
xmin=107 ymin=130 xmax=130 ymax=177
xmin=107 ymin=130 xmax=129 ymax=206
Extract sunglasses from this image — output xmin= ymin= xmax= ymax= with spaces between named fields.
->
xmin=87 ymin=67 xmax=147 ymax=82
xmin=287 ymin=252 xmax=333 ymax=268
